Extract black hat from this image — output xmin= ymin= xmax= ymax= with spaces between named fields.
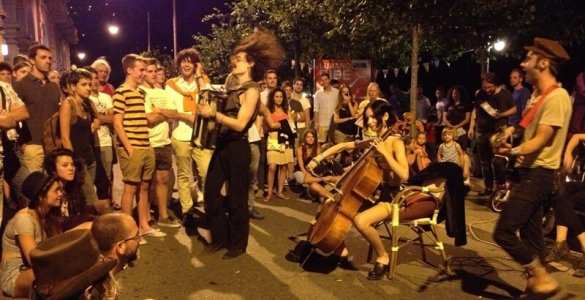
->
xmin=22 ymin=171 xmax=53 ymax=203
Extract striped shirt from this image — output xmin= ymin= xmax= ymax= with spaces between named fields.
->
xmin=112 ymin=85 xmax=150 ymax=148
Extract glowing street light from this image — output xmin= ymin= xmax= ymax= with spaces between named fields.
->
xmin=493 ymin=40 xmax=506 ymax=52
xmin=108 ymin=25 xmax=120 ymax=36
xmin=77 ymin=52 xmax=86 ymax=61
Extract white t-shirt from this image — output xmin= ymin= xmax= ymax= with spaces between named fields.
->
xmin=247 ymin=124 xmax=261 ymax=143
xmin=260 ymin=89 xmax=270 ymax=106
xmin=89 ymin=92 xmax=113 ymax=147
xmin=295 ymin=97 xmax=312 ymax=129
xmin=313 ymin=87 xmax=339 ymax=126
xmin=166 ymin=77 xmax=209 ymax=141
xmin=142 ymin=86 xmax=174 ymax=147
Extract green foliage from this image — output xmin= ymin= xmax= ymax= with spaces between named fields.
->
xmin=193 ymin=0 xmax=585 ymax=79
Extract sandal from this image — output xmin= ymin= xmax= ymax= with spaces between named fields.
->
xmin=275 ymin=193 xmax=290 ymax=200
xmin=262 ymin=193 xmax=272 ymax=202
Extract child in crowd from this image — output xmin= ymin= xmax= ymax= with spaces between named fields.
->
xmin=437 ymin=128 xmax=469 ymax=183
xmin=407 ymin=131 xmax=431 ymax=175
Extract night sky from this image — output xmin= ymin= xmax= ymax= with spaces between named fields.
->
xmin=69 ymin=0 xmax=226 ymax=85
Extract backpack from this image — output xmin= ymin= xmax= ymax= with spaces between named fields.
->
xmin=42 ymin=98 xmax=78 ymax=154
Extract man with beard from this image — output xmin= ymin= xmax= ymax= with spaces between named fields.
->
xmin=91 ymin=213 xmax=142 ymax=274
xmin=493 ymin=37 xmax=571 ymax=298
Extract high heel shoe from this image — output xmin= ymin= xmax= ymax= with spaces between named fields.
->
xmin=367 ymin=262 xmax=389 ymax=280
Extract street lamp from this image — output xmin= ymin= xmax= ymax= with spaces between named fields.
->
xmin=108 ymin=25 xmax=120 ymax=36
xmin=77 ymin=52 xmax=86 ymax=61
xmin=486 ymin=39 xmax=506 ymax=73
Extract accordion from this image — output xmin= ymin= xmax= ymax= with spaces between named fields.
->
xmin=191 ymin=89 xmax=228 ymax=150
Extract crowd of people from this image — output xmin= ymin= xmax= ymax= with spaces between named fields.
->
xmin=0 ymin=34 xmax=582 ymax=298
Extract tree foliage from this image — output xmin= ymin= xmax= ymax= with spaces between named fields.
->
xmin=141 ymin=48 xmax=177 ymax=79
xmin=193 ymin=0 xmax=585 ymax=80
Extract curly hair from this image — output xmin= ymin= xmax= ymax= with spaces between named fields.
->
xmin=233 ymin=30 xmax=285 ymax=82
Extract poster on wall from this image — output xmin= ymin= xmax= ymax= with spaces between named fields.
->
xmin=313 ymin=59 xmax=372 ymax=101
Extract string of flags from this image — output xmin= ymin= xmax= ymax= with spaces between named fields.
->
xmin=390 ymin=58 xmax=452 ymax=77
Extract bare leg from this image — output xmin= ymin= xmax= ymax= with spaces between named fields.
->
xmin=138 ymin=180 xmax=152 ymax=232
xmin=121 ymin=182 xmax=138 ymax=216
xmin=354 ymin=204 xmax=392 ymax=264
xmin=264 ymin=163 xmax=277 ymax=201
xmin=155 ymin=169 xmax=171 ymax=220
xmin=556 ymin=225 xmax=569 ymax=242
xmin=277 ymin=164 xmax=288 ymax=196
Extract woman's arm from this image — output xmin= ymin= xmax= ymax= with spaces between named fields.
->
xmin=349 ymin=101 xmax=359 ymax=117
xmin=297 ymin=146 xmax=307 ymax=173
xmin=59 ymin=99 xmax=73 ymax=150
xmin=17 ymin=234 xmax=37 ymax=265
xmin=456 ymin=143 xmax=465 ymax=168
xmin=306 ymin=141 xmax=355 ymax=170
xmin=200 ymin=88 xmax=259 ymax=132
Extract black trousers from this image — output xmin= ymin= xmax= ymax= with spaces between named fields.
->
xmin=494 ymin=168 xmax=555 ymax=264
xmin=476 ymin=131 xmax=506 ymax=189
xmin=554 ymin=181 xmax=585 ymax=236
xmin=204 ymin=138 xmax=251 ymax=251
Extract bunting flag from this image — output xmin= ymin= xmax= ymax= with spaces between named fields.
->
xmin=423 ymin=62 xmax=430 ymax=72
xmin=393 ymin=67 xmax=399 ymax=77
xmin=403 ymin=66 xmax=409 ymax=73
xmin=446 ymin=61 xmax=451 ymax=68
xmin=434 ymin=59 xmax=440 ymax=68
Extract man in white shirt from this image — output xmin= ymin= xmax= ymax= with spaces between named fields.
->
xmin=257 ymin=70 xmax=278 ymax=192
xmin=165 ymin=49 xmax=212 ymax=216
xmin=291 ymin=77 xmax=311 ymax=149
xmin=142 ymin=58 xmax=181 ymax=227
xmin=313 ymin=73 xmax=339 ymax=143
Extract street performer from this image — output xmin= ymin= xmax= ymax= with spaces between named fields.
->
xmin=196 ymin=30 xmax=284 ymax=259
xmin=492 ymin=37 xmax=571 ymax=298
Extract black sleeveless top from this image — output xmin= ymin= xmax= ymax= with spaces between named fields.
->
xmin=70 ymin=111 xmax=95 ymax=166
xmin=218 ymin=81 xmax=260 ymax=142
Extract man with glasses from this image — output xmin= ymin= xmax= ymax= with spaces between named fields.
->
xmin=91 ymin=213 xmax=144 ymax=274
xmin=468 ymin=72 xmax=516 ymax=195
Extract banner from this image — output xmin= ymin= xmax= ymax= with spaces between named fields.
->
xmin=313 ymin=59 xmax=372 ymax=101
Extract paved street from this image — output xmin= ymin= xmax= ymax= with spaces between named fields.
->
xmin=112 ymin=173 xmax=585 ymax=300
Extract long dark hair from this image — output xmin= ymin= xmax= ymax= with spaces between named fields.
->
xmin=28 ymin=176 xmax=64 ymax=238
xmin=43 ymin=148 xmax=87 ymax=217
xmin=447 ymin=85 xmax=469 ymax=105
xmin=267 ymin=87 xmax=288 ymax=113
xmin=363 ymin=99 xmax=397 ymax=131
xmin=336 ymin=84 xmax=356 ymax=112
xmin=233 ymin=30 xmax=285 ymax=82
xmin=300 ymin=129 xmax=319 ymax=162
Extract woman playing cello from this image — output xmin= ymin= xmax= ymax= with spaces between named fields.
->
xmin=307 ymin=99 xmax=413 ymax=280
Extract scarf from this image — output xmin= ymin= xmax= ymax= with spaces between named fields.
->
xmin=166 ymin=76 xmax=210 ymax=113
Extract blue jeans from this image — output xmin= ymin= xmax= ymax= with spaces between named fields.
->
xmin=494 ymin=168 xmax=555 ymax=265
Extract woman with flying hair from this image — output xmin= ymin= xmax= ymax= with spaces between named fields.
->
xmin=197 ymin=30 xmax=284 ymax=259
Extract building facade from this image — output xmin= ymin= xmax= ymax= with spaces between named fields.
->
xmin=0 ymin=0 xmax=77 ymax=70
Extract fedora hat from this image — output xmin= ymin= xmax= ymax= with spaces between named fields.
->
xmin=31 ymin=229 xmax=117 ymax=300
xmin=524 ymin=37 xmax=570 ymax=62
xmin=22 ymin=171 xmax=54 ymax=203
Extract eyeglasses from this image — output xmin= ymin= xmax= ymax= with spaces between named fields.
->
xmin=120 ymin=231 xmax=149 ymax=244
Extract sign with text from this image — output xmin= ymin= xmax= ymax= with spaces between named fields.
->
xmin=313 ymin=59 xmax=372 ymax=101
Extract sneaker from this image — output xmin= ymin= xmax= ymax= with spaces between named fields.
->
xmin=249 ymin=208 xmax=265 ymax=220
xmin=158 ymin=217 xmax=182 ymax=228
xmin=145 ymin=228 xmax=167 ymax=238
xmin=544 ymin=241 xmax=569 ymax=263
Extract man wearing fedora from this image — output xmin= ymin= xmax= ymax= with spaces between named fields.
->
xmin=30 ymin=229 xmax=117 ymax=299
xmin=493 ymin=37 xmax=572 ymax=298
xmin=91 ymin=213 xmax=143 ymax=275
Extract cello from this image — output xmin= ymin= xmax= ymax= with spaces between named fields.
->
xmin=308 ymin=129 xmax=395 ymax=254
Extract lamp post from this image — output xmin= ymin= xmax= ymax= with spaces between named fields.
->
xmin=108 ymin=25 xmax=120 ymax=36
xmin=486 ymin=39 xmax=506 ymax=73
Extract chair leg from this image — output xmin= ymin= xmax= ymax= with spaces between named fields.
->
xmin=366 ymin=245 xmax=373 ymax=263
xmin=417 ymin=229 xmax=427 ymax=263
xmin=430 ymin=224 xmax=451 ymax=275
xmin=388 ymin=224 xmax=399 ymax=280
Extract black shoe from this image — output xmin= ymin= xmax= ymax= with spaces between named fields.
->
xmin=222 ymin=248 xmax=246 ymax=259
xmin=367 ymin=262 xmax=389 ymax=280
xmin=249 ymin=208 xmax=265 ymax=220
xmin=204 ymin=243 xmax=226 ymax=254
xmin=338 ymin=256 xmax=358 ymax=271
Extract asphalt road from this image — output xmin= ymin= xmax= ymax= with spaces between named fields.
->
xmin=112 ymin=177 xmax=585 ymax=300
